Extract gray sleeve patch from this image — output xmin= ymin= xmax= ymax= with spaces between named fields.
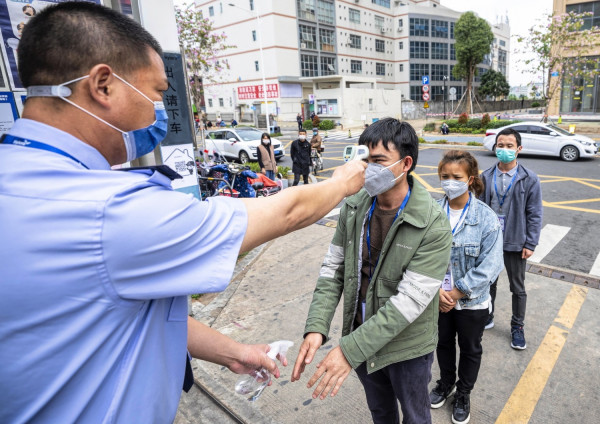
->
xmin=319 ymin=244 xmax=345 ymax=279
xmin=390 ymin=269 xmax=441 ymax=323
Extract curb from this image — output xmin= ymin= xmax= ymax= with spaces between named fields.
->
xmin=526 ymin=262 xmax=600 ymax=290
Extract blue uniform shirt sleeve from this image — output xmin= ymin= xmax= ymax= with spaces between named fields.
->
xmin=102 ymin=184 xmax=248 ymax=300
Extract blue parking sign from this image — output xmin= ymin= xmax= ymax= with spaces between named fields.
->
xmin=422 ymin=76 xmax=429 ymax=85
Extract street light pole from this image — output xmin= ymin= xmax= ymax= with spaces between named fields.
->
xmin=228 ymin=3 xmax=269 ymax=132
xmin=443 ymin=75 xmax=447 ymax=120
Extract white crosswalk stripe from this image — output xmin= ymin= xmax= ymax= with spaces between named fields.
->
xmin=528 ymin=224 xmax=571 ymax=264
xmin=590 ymin=252 xmax=600 ymax=277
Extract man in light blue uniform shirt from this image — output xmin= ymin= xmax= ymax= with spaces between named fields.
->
xmin=0 ymin=3 xmax=366 ymax=423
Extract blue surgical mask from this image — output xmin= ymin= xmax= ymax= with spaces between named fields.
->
xmin=496 ymin=148 xmax=517 ymax=164
xmin=26 ymin=73 xmax=168 ymax=162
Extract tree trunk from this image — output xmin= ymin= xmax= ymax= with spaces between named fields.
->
xmin=465 ymin=65 xmax=474 ymax=115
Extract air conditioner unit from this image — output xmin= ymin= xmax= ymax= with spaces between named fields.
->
xmin=354 ymin=0 xmax=359 ymax=3
xmin=397 ymin=27 xmax=403 ymax=33
xmin=380 ymin=28 xmax=388 ymax=34
xmin=301 ymin=42 xmax=307 ymax=49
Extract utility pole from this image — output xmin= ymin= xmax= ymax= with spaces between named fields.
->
xmin=443 ymin=76 xmax=447 ymax=120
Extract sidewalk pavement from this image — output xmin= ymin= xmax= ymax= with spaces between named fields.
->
xmin=177 ymin=222 xmax=600 ymax=424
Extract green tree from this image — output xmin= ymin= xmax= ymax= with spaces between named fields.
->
xmin=478 ymin=69 xmax=510 ymax=100
xmin=452 ymin=12 xmax=494 ymax=114
xmin=518 ymin=11 xmax=599 ymax=117
xmin=175 ymin=4 xmax=235 ymax=112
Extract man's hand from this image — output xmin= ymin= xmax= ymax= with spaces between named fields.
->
xmin=292 ymin=332 xmax=322 ymax=382
xmin=522 ymin=248 xmax=534 ymax=259
xmin=227 ymin=343 xmax=286 ymax=379
xmin=260 ymin=168 xmax=265 ymax=174
xmin=439 ymin=289 xmax=455 ymax=313
xmin=306 ymin=346 xmax=352 ymax=399
xmin=330 ymin=160 xmax=367 ymax=197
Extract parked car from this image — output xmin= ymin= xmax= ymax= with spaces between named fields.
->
xmin=204 ymin=128 xmax=285 ymax=163
xmin=483 ymin=122 xmax=598 ymax=162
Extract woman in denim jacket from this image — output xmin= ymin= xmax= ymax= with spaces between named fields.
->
xmin=429 ymin=151 xmax=504 ymax=424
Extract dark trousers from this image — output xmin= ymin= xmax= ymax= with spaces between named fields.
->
xmin=297 ymin=122 xmax=303 ymax=131
xmin=292 ymin=171 xmax=309 ymax=185
xmin=355 ymin=353 xmax=433 ymax=424
xmin=489 ymin=250 xmax=527 ymax=327
xmin=437 ymin=308 xmax=488 ymax=394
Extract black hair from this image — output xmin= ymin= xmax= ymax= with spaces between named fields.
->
xmin=495 ymin=127 xmax=522 ymax=147
xmin=298 ymin=129 xmax=306 ymax=134
xmin=358 ymin=118 xmax=419 ymax=173
xmin=18 ymin=1 xmax=162 ymax=87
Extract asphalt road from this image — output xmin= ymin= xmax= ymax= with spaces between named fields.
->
xmin=278 ymin=132 xmax=600 ymax=277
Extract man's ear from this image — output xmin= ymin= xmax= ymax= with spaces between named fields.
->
xmin=402 ymin=156 xmax=413 ymax=172
xmin=86 ymin=64 xmax=115 ymax=108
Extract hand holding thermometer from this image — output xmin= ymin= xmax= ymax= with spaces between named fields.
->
xmin=343 ymin=145 xmax=369 ymax=162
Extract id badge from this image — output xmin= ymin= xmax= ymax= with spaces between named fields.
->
xmin=498 ymin=215 xmax=506 ymax=232
xmin=442 ymin=265 xmax=453 ymax=291
xmin=361 ymin=301 xmax=366 ymax=321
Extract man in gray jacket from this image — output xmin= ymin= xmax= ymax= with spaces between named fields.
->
xmin=479 ymin=127 xmax=543 ymax=350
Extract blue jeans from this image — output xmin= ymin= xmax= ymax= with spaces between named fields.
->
xmin=266 ymin=170 xmax=275 ymax=181
xmin=355 ymin=352 xmax=434 ymax=424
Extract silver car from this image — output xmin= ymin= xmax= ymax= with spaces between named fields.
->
xmin=483 ymin=122 xmax=598 ymax=162
xmin=205 ymin=128 xmax=285 ymax=163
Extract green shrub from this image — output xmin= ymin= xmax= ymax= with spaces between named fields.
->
xmin=458 ymin=113 xmax=468 ymax=125
xmin=467 ymin=118 xmax=482 ymax=129
xmin=418 ymin=137 xmax=426 ymax=144
xmin=423 ymin=122 xmax=436 ymax=131
xmin=319 ymin=120 xmax=335 ymax=130
xmin=531 ymin=101 xmax=541 ymax=108
xmin=486 ymin=119 xmax=519 ymax=129
xmin=302 ymin=119 xmax=313 ymax=130
xmin=277 ymin=165 xmax=291 ymax=176
xmin=445 ymin=119 xmax=459 ymax=127
xmin=481 ymin=113 xmax=490 ymax=128
xmin=433 ymin=139 xmax=448 ymax=144
xmin=246 ymin=162 xmax=261 ymax=172
xmin=269 ymin=132 xmax=282 ymax=137
xmin=467 ymin=141 xmax=483 ymax=146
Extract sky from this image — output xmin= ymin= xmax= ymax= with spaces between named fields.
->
xmin=173 ymin=0 xmax=553 ymax=87
xmin=441 ymin=0 xmax=553 ymax=87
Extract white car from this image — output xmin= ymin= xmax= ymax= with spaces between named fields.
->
xmin=204 ymin=128 xmax=285 ymax=163
xmin=483 ymin=122 xmax=598 ymax=162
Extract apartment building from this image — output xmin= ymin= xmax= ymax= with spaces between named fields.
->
xmin=551 ymin=0 xmax=600 ymax=115
xmin=197 ymin=0 xmax=510 ymax=125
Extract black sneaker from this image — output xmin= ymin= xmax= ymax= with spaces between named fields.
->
xmin=429 ymin=380 xmax=456 ymax=409
xmin=484 ymin=316 xmax=494 ymax=330
xmin=452 ymin=391 xmax=470 ymax=424
xmin=511 ymin=325 xmax=527 ymax=350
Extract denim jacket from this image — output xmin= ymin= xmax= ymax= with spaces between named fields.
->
xmin=438 ymin=194 xmax=504 ymax=308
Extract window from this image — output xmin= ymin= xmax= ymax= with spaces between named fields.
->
xmin=375 ymin=39 xmax=385 ymax=53
xmin=410 ymin=63 xmax=428 ymax=81
xmin=374 ymin=15 xmax=385 ymax=30
xmin=399 ymin=63 xmax=404 ymax=72
xmin=372 ymin=0 xmax=390 ymax=7
xmin=399 ymin=41 xmax=404 ymax=50
xmin=208 ymin=98 xmax=213 ymax=107
xmin=398 ymin=19 xmax=403 ymax=27
xmin=410 ymin=18 xmax=429 ymax=36
xmin=450 ymin=22 xmax=455 ymax=39
xmin=249 ymin=0 xmax=254 ymax=11
xmin=431 ymin=42 xmax=448 ymax=60
xmin=301 ymin=54 xmax=319 ymax=76
xmin=500 ymin=39 xmax=506 ymax=47
xmin=299 ymin=25 xmax=317 ymax=49
xmin=320 ymin=28 xmax=335 ymax=52
xmin=219 ymin=2 xmax=223 ymax=13
xmin=376 ymin=63 xmax=386 ymax=76
xmin=368 ymin=98 xmax=373 ymax=111
xmin=431 ymin=64 xmax=448 ymax=81
xmin=297 ymin=0 xmax=316 ymax=21
xmin=321 ymin=56 xmax=336 ymax=75
xmin=219 ymin=98 xmax=224 ymax=107
xmin=410 ymin=41 xmax=429 ymax=59
xmin=255 ymin=61 xmax=259 ymax=71
xmin=317 ymin=0 xmax=335 ymax=25
xmin=208 ymin=6 xmax=214 ymax=16
xmin=349 ymin=8 xmax=360 ymax=23
xmin=431 ymin=20 xmax=448 ymax=38
xmin=317 ymin=99 xmax=338 ymax=114
xmin=474 ymin=67 xmax=487 ymax=82
xmin=351 ymin=60 xmax=362 ymax=74
xmin=349 ymin=34 xmax=361 ymax=49
xmin=498 ymin=49 xmax=507 ymax=65
xmin=252 ymin=30 xmax=256 ymax=41
xmin=566 ymin=1 xmax=600 ymax=29
xmin=431 ymin=85 xmax=444 ymax=101
xmin=450 ymin=65 xmax=461 ymax=81
xmin=410 ymin=85 xmax=422 ymax=101
xmin=450 ymin=44 xmax=456 ymax=60
xmin=530 ymin=125 xmax=552 ymax=135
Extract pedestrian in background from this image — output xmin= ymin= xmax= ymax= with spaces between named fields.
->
xmin=296 ymin=112 xmax=303 ymax=131
xmin=257 ymin=132 xmax=277 ymax=181
xmin=292 ymin=119 xmax=452 ymax=424
xmin=290 ymin=128 xmax=311 ymax=185
xmin=430 ymin=150 xmax=504 ymax=424
xmin=479 ymin=128 xmax=542 ymax=350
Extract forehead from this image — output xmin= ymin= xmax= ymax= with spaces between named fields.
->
xmin=369 ymin=141 xmax=400 ymax=157
xmin=440 ymin=161 xmax=467 ymax=174
xmin=497 ymin=134 xmax=517 ymax=144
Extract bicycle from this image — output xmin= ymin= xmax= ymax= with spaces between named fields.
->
xmin=310 ymin=148 xmax=323 ymax=176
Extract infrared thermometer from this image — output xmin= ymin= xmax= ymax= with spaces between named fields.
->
xmin=343 ymin=145 xmax=369 ymax=162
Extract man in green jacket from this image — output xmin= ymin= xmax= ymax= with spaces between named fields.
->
xmin=292 ymin=119 xmax=452 ymax=424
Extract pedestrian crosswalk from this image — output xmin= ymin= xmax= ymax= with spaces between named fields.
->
xmin=529 ymin=224 xmax=570 ymax=263
xmin=322 ymin=130 xmax=361 ymax=142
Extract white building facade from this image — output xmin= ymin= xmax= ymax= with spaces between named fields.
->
xmin=196 ymin=0 xmax=510 ymax=126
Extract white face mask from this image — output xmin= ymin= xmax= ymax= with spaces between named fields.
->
xmin=299 ymin=135 xmax=306 ymax=140
xmin=364 ymin=159 xmax=405 ymax=197
xmin=261 ymin=139 xmax=269 ymax=145
xmin=441 ymin=179 xmax=469 ymax=200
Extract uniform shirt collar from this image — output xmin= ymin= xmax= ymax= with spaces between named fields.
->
xmin=8 ymin=118 xmax=111 ymax=170
xmin=496 ymin=162 xmax=518 ymax=176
